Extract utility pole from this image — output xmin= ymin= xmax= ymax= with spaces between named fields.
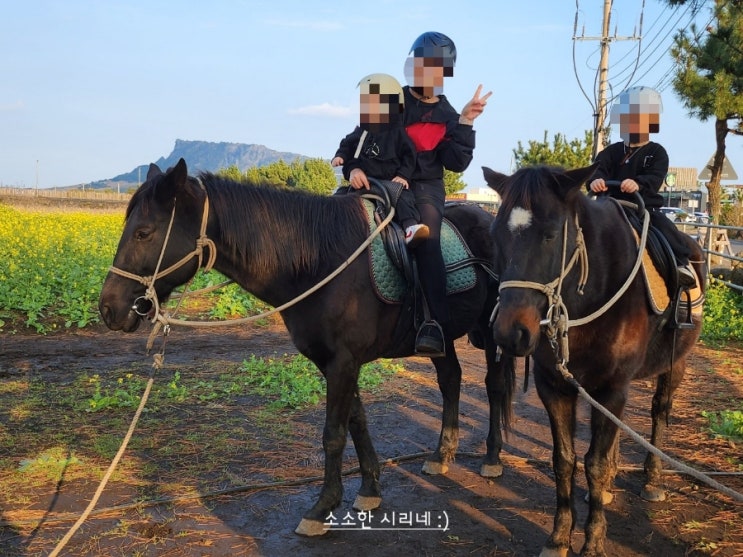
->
xmin=595 ymin=0 xmax=612 ymax=159
xmin=574 ymin=0 xmax=642 ymax=160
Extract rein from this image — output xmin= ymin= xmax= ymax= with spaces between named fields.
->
xmin=492 ymin=201 xmax=649 ymax=368
xmin=109 ymin=185 xmax=396 ymax=350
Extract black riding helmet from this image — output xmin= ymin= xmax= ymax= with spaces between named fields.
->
xmin=409 ymin=31 xmax=456 ymax=74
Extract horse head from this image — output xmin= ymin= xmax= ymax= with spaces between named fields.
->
xmin=99 ymin=158 xmax=209 ymax=332
xmin=484 ymin=164 xmax=597 ymax=356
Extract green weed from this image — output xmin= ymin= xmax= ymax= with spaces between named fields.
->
xmin=18 ymin=447 xmax=81 ymax=481
xmin=701 ymin=281 xmax=743 ymax=343
xmin=701 ymin=407 xmax=743 ymax=441
xmin=239 ymin=354 xmax=399 ymax=409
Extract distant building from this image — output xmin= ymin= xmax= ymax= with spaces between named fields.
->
xmin=447 ymin=188 xmax=500 ymax=214
xmin=665 ymin=166 xmax=705 ymax=212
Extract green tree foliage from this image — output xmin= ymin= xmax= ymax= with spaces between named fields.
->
xmin=287 ymin=158 xmax=338 ymax=195
xmin=218 ymin=164 xmax=244 ymax=182
xmin=260 ymin=159 xmax=293 ymax=187
xmin=217 ymin=158 xmax=338 ymax=195
xmin=512 ymin=130 xmax=594 ymax=170
xmin=668 ymin=0 xmax=743 ymax=223
xmin=444 ymin=169 xmax=467 ymax=195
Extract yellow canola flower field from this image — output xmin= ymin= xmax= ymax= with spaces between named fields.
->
xmin=0 ymin=204 xmax=123 ymax=332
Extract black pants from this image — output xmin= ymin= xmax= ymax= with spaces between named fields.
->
xmin=411 ymin=184 xmax=449 ymax=329
xmin=649 ymin=209 xmax=693 ymax=265
xmin=334 ymin=182 xmax=419 ymax=229
xmin=396 ymin=188 xmax=420 ymax=229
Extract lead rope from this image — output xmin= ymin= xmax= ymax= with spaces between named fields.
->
xmin=494 ymin=210 xmax=743 ymax=503
xmin=51 ymin=193 xmax=218 ymax=557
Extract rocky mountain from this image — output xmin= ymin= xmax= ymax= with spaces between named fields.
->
xmin=92 ymin=139 xmax=311 ymax=188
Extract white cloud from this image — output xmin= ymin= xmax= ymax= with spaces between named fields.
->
xmin=288 ymin=103 xmax=352 ymax=118
xmin=0 ymin=101 xmax=25 ymax=112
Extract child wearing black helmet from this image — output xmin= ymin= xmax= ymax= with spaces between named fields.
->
xmin=402 ymin=31 xmax=492 ymax=357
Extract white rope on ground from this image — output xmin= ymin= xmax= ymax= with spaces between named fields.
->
xmin=9 ymin=448 xmax=741 ymax=530
xmin=557 ymin=367 xmax=743 ymax=504
xmin=47 ymin=375 xmax=155 ymax=557
xmin=46 ymin=199 xmax=396 ymax=552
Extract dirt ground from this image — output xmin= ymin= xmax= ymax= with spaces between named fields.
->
xmin=1 ymin=322 xmax=742 ymax=557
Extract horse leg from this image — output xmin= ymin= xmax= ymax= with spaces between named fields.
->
xmin=584 ymin=436 xmax=618 ymax=505
xmin=536 ymin=374 xmax=578 ymax=557
xmin=481 ymin=343 xmax=516 ymax=478
xmin=295 ymin=363 xmax=358 ymax=537
xmin=422 ymin=340 xmax=461 ymax=475
xmin=347 ymin=386 xmax=382 ymax=511
xmin=642 ymin=362 xmax=684 ymax=502
xmin=582 ymin=388 xmax=627 ymax=557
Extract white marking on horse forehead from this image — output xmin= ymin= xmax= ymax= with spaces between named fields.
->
xmin=508 ymin=206 xmax=532 ymax=232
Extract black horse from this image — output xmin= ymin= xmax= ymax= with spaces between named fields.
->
xmin=483 ymin=164 xmax=704 ymax=557
xmin=99 ymin=158 xmax=514 ymax=536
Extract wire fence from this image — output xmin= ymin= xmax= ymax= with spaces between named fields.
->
xmin=0 ymin=187 xmax=131 ymax=202
xmin=679 ymin=221 xmax=743 ymax=293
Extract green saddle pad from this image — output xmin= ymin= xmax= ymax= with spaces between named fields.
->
xmin=364 ymin=200 xmax=478 ymax=304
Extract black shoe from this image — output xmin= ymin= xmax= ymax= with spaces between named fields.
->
xmin=677 ymin=265 xmax=696 ymax=288
xmin=415 ymin=321 xmax=445 ymax=358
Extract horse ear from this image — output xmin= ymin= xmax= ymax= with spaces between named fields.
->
xmin=155 ymin=158 xmax=190 ymax=202
xmin=146 ymin=163 xmax=163 ymax=180
xmin=171 ymin=158 xmax=188 ymax=186
xmin=563 ymin=163 xmax=599 ymax=190
xmin=482 ymin=166 xmax=510 ymax=196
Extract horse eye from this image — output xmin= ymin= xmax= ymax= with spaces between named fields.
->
xmin=134 ymin=228 xmax=153 ymax=241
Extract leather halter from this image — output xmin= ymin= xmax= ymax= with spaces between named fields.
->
xmin=490 ymin=204 xmax=649 ymax=368
xmin=107 ymin=179 xmax=217 ymax=319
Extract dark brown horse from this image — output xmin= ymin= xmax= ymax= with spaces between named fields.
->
xmin=483 ymin=164 xmax=704 ymax=557
xmin=99 ymin=158 xmax=514 ymax=536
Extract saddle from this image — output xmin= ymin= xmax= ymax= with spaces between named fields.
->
xmin=618 ymin=201 xmax=703 ymax=329
xmin=362 ymin=180 xmax=415 ymax=284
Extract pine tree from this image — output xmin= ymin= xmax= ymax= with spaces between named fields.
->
xmin=668 ymin=0 xmax=743 ymax=222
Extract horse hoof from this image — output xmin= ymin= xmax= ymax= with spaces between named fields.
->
xmin=353 ymin=495 xmax=382 ymax=511
xmin=584 ymin=490 xmax=614 ymax=505
xmin=539 ymin=547 xmax=568 ymax=557
xmin=295 ymin=518 xmax=330 ymax=537
xmin=480 ymin=462 xmax=504 ymax=478
xmin=641 ymin=484 xmax=667 ymax=502
xmin=421 ymin=460 xmax=448 ymax=475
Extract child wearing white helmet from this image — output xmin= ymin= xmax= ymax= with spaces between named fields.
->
xmin=589 ymin=86 xmax=695 ymax=287
xmin=332 ymin=73 xmax=429 ymax=246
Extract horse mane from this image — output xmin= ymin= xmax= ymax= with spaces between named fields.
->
xmin=498 ymin=165 xmax=587 ymax=217
xmin=197 ymin=173 xmax=367 ymax=277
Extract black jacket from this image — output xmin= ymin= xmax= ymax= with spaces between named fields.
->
xmin=402 ymin=86 xmax=475 ymax=181
xmin=591 ymin=141 xmax=669 ymax=209
xmin=334 ymin=125 xmax=416 ymax=182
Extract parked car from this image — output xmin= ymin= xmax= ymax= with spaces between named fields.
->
xmin=659 ymin=207 xmax=689 ymax=222
xmin=692 ymin=212 xmax=710 ymax=223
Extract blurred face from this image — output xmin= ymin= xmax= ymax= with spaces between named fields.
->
xmin=404 ymin=46 xmax=454 ymax=97
xmin=610 ymin=89 xmax=662 ymax=145
xmin=359 ymin=84 xmax=401 ymax=132
xmin=618 ymin=110 xmax=660 ymax=145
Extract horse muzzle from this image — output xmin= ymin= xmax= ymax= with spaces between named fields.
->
xmin=492 ymin=305 xmax=542 ymax=357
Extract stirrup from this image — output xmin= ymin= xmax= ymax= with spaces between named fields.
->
xmin=415 ymin=320 xmax=445 ymax=358
xmin=670 ymin=286 xmax=695 ymax=329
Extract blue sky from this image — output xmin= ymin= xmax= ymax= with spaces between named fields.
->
xmin=1 ymin=0 xmax=735 ymax=190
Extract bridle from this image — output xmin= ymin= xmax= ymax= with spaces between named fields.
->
xmin=108 ymin=179 xmax=216 ymax=320
xmin=490 ymin=199 xmax=649 ymax=368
